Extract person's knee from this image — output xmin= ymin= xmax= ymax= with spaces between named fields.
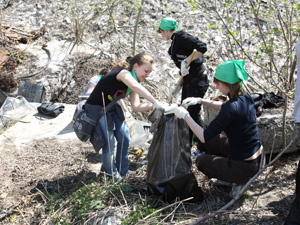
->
xmin=195 ymin=155 xmax=207 ymax=171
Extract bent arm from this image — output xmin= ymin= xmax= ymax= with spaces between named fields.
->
xmin=189 ymin=51 xmax=203 ymax=63
xmin=130 ymin=92 xmax=153 ymax=112
xmin=201 ymin=98 xmax=223 ymax=111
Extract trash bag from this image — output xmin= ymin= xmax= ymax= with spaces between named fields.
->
xmin=146 ymin=109 xmax=204 ymax=203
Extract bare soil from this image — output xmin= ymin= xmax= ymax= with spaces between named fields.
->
xmin=0 ymin=133 xmax=299 ymax=224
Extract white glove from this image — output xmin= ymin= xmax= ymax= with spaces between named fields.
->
xmin=180 ymin=59 xmax=190 ymax=76
xmin=153 ymin=100 xmax=167 ymax=111
xmin=169 ymin=85 xmax=182 ymax=98
xmin=165 ymin=105 xmax=189 ymax=119
xmin=182 ymin=97 xmax=202 ymax=108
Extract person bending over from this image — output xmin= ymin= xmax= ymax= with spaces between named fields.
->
xmin=84 ymin=52 xmax=167 ymax=180
xmin=157 ymin=17 xmax=209 ymax=154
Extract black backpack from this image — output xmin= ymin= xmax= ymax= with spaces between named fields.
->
xmin=37 ymin=102 xmax=65 ymax=118
xmin=250 ymin=92 xmax=286 ymax=117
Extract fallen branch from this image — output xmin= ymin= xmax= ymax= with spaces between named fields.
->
xmin=141 ymin=197 xmax=193 ymax=222
xmin=189 ymin=136 xmax=298 ymax=224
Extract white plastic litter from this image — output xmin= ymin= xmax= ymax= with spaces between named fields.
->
xmin=0 ymin=97 xmax=39 ymax=127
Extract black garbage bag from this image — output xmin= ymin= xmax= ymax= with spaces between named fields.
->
xmin=146 ymin=109 xmax=204 ymax=203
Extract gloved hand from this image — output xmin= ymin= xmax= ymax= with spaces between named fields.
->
xmin=180 ymin=59 xmax=190 ymax=76
xmin=182 ymin=97 xmax=202 ymax=108
xmin=165 ymin=105 xmax=189 ymax=119
xmin=153 ymin=100 xmax=167 ymax=111
xmin=169 ymin=85 xmax=182 ymax=98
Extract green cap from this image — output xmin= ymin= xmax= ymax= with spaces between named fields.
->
xmin=214 ymin=60 xmax=248 ymax=84
xmin=158 ymin=17 xmax=178 ymax=31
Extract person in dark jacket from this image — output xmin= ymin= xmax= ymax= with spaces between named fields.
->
xmin=165 ymin=60 xmax=265 ymax=197
xmin=157 ymin=17 xmax=209 ymax=156
xmin=84 ymin=53 xmax=167 ymax=180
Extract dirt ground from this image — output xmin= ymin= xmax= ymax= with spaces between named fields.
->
xmin=0 ymin=132 xmax=299 ymax=224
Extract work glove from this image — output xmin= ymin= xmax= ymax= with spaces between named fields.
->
xmin=180 ymin=59 xmax=190 ymax=76
xmin=153 ymin=100 xmax=167 ymax=111
xmin=169 ymin=85 xmax=182 ymax=98
xmin=165 ymin=105 xmax=189 ymax=119
xmin=182 ymin=97 xmax=202 ymax=108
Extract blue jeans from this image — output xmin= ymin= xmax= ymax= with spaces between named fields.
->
xmin=99 ymin=110 xmax=130 ymax=177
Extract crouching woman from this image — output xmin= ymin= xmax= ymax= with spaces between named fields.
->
xmin=84 ymin=53 xmax=166 ymax=180
xmin=166 ymin=60 xmax=265 ymax=197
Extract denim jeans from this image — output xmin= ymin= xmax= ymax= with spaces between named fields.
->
xmin=99 ymin=109 xmax=130 ymax=177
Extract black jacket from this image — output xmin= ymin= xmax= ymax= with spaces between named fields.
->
xmin=168 ymin=30 xmax=207 ymax=77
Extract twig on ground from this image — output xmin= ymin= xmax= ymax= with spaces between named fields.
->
xmin=141 ymin=197 xmax=193 ymax=222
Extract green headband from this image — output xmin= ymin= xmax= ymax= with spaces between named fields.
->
xmin=214 ymin=60 xmax=248 ymax=84
xmin=159 ymin=17 xmax=178 ymax=31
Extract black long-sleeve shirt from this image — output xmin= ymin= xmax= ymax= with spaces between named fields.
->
xmin=204 ymin=93 xmax=262 ymax=160
xmin=168 ymin=30 xmax=207 ymax=76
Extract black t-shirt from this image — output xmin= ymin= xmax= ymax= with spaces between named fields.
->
xmin=168 ymin=30 xmax=207 ymax=76
xmin=86 ymin=67 xmax=127 ymax=106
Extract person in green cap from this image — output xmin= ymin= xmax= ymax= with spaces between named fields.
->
xmin=157 ymin=17 xmax=209 ymax=156
xmin=165 ymin=60 xmax=264 ymax=198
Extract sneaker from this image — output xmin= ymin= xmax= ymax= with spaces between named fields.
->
xmin=191 ymin=149 xmax=205 ymax=158
xmin=229 ymin=184 xmax=245 ymax=198
xmin=210 ymin=178 xmax=232 ymax=187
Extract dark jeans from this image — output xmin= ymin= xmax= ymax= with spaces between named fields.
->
xmin=182 ymin=75 xmax=209 ymax=148
xmin=285 ymin=160 xmax=300 ymax=225
xmin=195 ymin=134 xmax=264 ymax=185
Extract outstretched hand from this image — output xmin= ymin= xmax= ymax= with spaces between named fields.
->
xmin=182 ymin=97 xmax=202 ymax=108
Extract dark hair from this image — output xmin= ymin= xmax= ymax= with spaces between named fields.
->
xmin=213 ymin=78 xmax=246 ymax=99
xmin=128 ymin=52 xmax=154 ymax=71
xmin=126 ymin=56 xmax=133 ymax=64
xmin=157 ymin=28 xmax=175 ymax=33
